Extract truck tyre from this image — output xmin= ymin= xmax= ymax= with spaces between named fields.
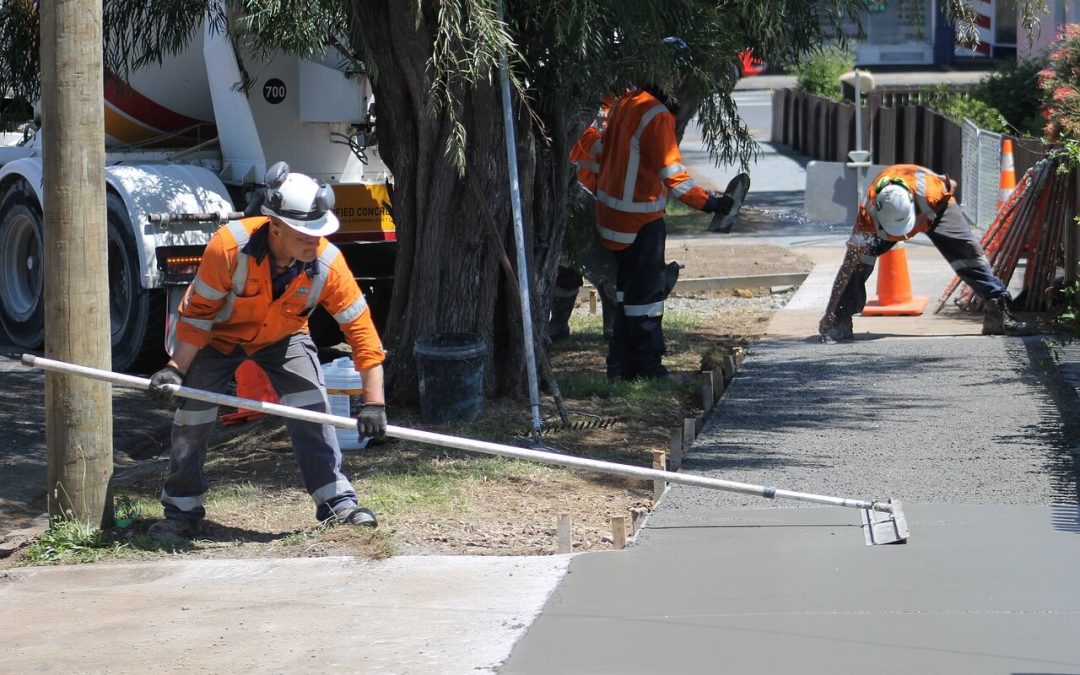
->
xmin=0 ymin=182 xmax=45 ymax=350
xmin=107 ymin=192 xmax=165 ymax=372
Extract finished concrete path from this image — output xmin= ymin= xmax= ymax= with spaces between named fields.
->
xmin=501 ymin=236 xmax=1080 ymax=675
xmin=501 ymin=95 xmax=1080 ymax=673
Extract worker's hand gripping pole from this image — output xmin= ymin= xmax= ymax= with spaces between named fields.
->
xmin=22 ymin=354 xmax=909 ymax=545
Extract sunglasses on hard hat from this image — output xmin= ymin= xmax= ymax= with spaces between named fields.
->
xmin=874 ymin=176 xmax=911 ymax=194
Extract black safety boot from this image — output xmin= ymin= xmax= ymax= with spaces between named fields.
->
xmin=330 ymin=506 xmax=378 ymax=528
xmin=982 ymin=296 xmax=1036 ymax=336
xmin=823 ymin=313 xmax=854 ymax=342
xmin=148 ymin=517 xmax=200 ymax=543
xmin=547 ymin=292 xmax=578 ymax=343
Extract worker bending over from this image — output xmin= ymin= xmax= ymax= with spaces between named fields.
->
xmin=819 ymin=163 xmax=1033 ymax=341
xmin=147 ymin=162 xmax=387 ymax=542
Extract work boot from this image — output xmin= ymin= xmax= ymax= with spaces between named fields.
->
xmin=823 ymin=314 xmax=854 ymax=342
xmin=982 ymin=296 xmax=1036 ymax=336
xmin=600 ymin=295 xmax=616 ymax=340
xmin=329 ymin=505 xmax=378 ymax=528
xmin=546 ymin=292 xmax=578 ymax=343
xmin=709 ymin=173 xmax=751 ymax=233
xmin=663 ymin=261 xmax=683 ymax=298
xmin=147 ymin=517 xmax=200 ymax=543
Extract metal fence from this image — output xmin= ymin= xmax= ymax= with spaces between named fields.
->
xmin=960 ymin=118 xmax=1003 ymax=229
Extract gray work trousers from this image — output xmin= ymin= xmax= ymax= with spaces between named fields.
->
xmin=160 ymin=333 xmax=358 ymax=523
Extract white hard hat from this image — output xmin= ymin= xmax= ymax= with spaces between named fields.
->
xmin=260 ymin=162 xmax=339 ymax=237
xmin=872 ymin=182 xmax=916 ymax=238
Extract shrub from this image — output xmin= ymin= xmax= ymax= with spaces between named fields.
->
xmin=793 ymin=46 xmax=854 ymax=101
xmin=973 ymin=59 xmax=1046 ymax=137
xmin=1040 ymin=25 xmax=1080 ymax=152
xmin=920 ymin=83 xmax=1007 ymax=132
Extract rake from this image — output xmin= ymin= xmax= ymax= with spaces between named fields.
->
xmin=23 ymin=354 xmax=910 ymax=545
xmin=535 ymin=412 xmax=617 ymax=435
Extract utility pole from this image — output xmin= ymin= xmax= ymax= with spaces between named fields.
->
xmin=40 ymin=0 xmax=113 ymax=525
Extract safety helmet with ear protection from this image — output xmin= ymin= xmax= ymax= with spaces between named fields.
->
xmin=260 ymin=161 xmax=339 ymax=237
xmin=871 ymin=177 xmax=916 ymax=239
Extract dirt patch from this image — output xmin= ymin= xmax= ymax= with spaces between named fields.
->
xmin=2 ymin=239 xmax=813 ymax=567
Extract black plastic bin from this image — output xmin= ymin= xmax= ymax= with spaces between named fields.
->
xmin=414 ymin=333 xmax=487 ymax=423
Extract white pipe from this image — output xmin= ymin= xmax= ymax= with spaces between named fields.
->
xmin=22 ymin=354 xmax=897 ymax=515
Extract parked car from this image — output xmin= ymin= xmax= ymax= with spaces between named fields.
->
xmin=739 ymin=49 xmax=767 ymax=77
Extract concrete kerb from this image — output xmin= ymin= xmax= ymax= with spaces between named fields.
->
xmin=627 ymin=345 xmax=747 ymax=548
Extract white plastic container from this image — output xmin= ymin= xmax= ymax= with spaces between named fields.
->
xmin=321 ymin=357 xmax=368 ymax=450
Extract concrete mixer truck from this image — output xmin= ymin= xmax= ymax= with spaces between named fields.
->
xmin=0 ymin=15 xmax=394 ymax=371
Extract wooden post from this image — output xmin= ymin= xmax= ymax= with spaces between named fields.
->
xmin=589 ymin=288 xmax=597 ymax=315
xmin=651 ymin=451 xmax=667 ymax=503
xmin=701 ymin=371 xmax=714 ymax=410
xmin=683 ymin=418 xmax=696 ymax=456
xmin=41 ymin=0 xmax=112 ymax=526
xmin=630 ymin=507 xmax=648 ymax=536
xmin=557 ymin=513 xmax=573 ymax=553
xmin=668 ymin=429 xmax=682 ymax=471
xmin=611 ymin=516 xmax=626 ymax=550
xmin=723 ymin=355 xmax=737 ymax=383
xmin=711 ymin=369 xmax=724 ymax=398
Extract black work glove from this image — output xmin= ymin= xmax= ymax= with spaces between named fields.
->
xmin=148 ymin=365 xmax=184 ymax=406
xmin=702 ymin=193 xmax=734 ymax=214
xmin=356 ymin=403 xmax=387 ymax=440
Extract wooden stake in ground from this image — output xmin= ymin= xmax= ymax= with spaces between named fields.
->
xmin=40 ymin=0 xmax=112 ymax=526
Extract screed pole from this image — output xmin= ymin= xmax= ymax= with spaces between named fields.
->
xmin=40 ymin=0 xmax=112 ymax=525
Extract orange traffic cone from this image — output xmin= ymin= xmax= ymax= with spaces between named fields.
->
xmin=862 ymin=244 xmax=929 ymax=316
xmin=997 ymin=138 xmax=1016 ymax=212
xmin=220 ymin=360 xmax=279 ymax=426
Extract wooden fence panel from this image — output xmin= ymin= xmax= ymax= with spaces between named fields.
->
xmin=942 ymin=120 xmax=964 ymax=198
xmin=835 ymin=105 xmax=854 ymax=161
xmin=901 ymin=106 xmax=921 ymax=164
xmin=771 ymin=89 xmax=786 ymax=144
xmin=874 ymin=106 xmax=897 ymax=165
xmin=923 ymin=108 xmax=944 ymax=171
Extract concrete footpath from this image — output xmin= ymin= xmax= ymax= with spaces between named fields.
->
xmin=500 ymin=96 xmax=1080 ymax=673
xmin=501 ymin=254 xmax=1080 ymax=674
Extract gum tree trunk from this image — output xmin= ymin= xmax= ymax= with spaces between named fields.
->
xmin=349 ymin=3 xmax=570 ymax=403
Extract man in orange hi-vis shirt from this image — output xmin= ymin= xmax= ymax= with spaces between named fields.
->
xmin=584 ymin=80 xmax=749 ymax=380
xmin=819 ymin=164 xmax=1034 ymax=342
xmin=145 ymin=162 xmax=387 ymax=543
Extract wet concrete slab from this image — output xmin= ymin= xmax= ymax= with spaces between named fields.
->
xmin=501 ymin=504 xmax=1080 ymax=675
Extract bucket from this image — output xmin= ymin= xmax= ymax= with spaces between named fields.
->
xmin=414 ymin=333 xmax=487 ymax=424
xmin=321 ymin=357 xmax=368 ymax=450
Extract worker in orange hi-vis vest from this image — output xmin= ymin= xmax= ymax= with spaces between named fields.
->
xmin=580 ymin=59 xmax=749 ymax=380
xmin=818 ymin=164 xmax=1034 ymax=342
xmin=145 ymin=162 xmax=387 ymax=543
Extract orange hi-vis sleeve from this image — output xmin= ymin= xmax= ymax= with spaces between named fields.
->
xmin=594 ymin=90 xmax=710 ymax=250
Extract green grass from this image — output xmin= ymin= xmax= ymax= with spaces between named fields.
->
xmin=113 ymin=493 xmax=156 ymax=526
xmin=665 ymin=202 xmax=713 ymax=235
xmin=22 ymin=517 xmax=128 ymax=565
xmin=205 ymin=482 xmax=264 ymax=508
xmin=364 ymin=457 xmax=554 ymax=517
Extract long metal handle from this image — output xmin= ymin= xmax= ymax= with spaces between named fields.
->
xmin=22 ymin=354 xmax=897 ymax=515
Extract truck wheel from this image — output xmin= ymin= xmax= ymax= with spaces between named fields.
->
xmin=107 ymin=192 xmax=165 ymax=372
xmin=0 ymin=183 xmax=45 ymax=350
